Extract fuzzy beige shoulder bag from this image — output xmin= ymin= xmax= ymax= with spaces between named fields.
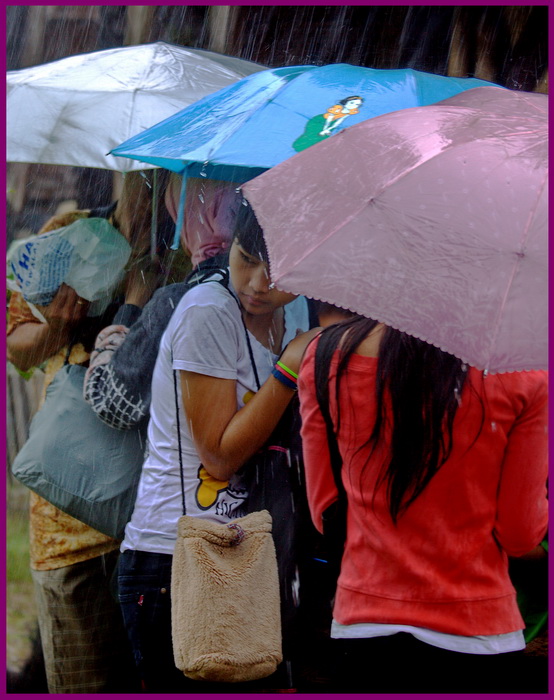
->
xmin=170 ymin=370 xmax=282 ymax=683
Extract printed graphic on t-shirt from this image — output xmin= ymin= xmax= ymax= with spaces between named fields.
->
xmin=195 ymin=465 xmax=247 ymax=518
xmin=243 ymin=389 xmax=255 ymax=404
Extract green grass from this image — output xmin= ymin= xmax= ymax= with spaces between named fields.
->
xmin=6 ymin=483 xmax=32 ymax=584
xmin=6 ymin=481 xmax=37 ymax=671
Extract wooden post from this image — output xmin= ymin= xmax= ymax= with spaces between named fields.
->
xmin=208 ymin=6 xmax=238 ymax=54
xmin=125 ymin=6 xmax=156 ymax=46
xmin=7 ymin=366 xmax=45 ymax=469
xmin=19 ymin=6 xmax=50 ymax=68
xmin=7 ymin=164 xmax=30 ymax=214
xmin=535 ymin=68 xmax=548 ymax=94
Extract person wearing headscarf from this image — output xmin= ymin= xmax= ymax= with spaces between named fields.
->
xmin=84 ymin=175 xmax=239 ymax=430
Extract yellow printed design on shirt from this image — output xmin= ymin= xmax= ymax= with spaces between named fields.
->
xmin=195 ymin=466 xmax=231 ymax=509
xmin=243 ymin=389 xmax=255 ymax=404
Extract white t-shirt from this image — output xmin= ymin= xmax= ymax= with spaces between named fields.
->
xmin=122 ymin=275 xmax=309 ymax=555
xmin=330 ymin=621 xmax=525 ymax=655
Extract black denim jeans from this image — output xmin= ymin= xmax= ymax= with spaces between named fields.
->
xmin=330 ymin=634 xmax=541 ymax=694
xmin=118 ymin=549 xmax=196 ymax=693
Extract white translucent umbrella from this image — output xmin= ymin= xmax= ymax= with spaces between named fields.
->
xmin=7 ymin=41 xmax=264 ymax=171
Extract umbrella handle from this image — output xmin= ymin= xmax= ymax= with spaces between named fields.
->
xmin=171 ymin=166 xmax=190 ymax=251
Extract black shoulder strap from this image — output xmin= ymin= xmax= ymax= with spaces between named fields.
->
xmin=202 ymin=261 xmax=261 ymax=391
xmin=307 ymin=298 xmax=320 ymax=330
xmin=171 ymin=258 xmax=229 ymax=518
xmin=314 ymin=339 xmax=346 ymax=501
xmin=171 ymin=257 xmax=249 ymax=517
xmin=173 ymin=367 xmax=187 ymax=516
xmin=183 ymin=260 xmax=229 ymax=290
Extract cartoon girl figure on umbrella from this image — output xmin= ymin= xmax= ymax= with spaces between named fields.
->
xmin=292 ymin=96 xmax=364 ymax=152
xmin=320 ymin=96 xmax=363 ymax=135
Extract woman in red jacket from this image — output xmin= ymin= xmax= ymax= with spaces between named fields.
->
xmin=298 ymin=316 xmax=548 ymax=694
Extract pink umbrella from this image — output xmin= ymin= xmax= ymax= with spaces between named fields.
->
xmin=243 ymin=86 xmax=547 ymax=373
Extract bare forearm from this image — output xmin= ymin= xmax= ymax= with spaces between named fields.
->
xmin=7 ymin=284 xmax=90 ymax=371
xmin=7 ymin=322 xmax=71 ymax=371
xmin=181 ymin=369 xmax=296 ymax=481
xmin=200 ymin=376 xmax=295 ymax=480
xmin=182 ymin=327 xmax=320 ymax=481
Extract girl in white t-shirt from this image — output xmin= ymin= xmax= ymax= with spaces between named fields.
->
xmin=118 ymin=200 xmax=318 ymax=693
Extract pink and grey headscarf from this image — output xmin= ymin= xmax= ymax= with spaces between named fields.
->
xmin=164 ymin=174 xmax=239 ymax=267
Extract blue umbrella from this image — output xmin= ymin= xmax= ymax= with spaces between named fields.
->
xmin=111 ymin=64 xmax=498 ymax=248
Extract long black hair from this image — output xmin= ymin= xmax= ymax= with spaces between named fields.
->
xmin=338 ymin=95 xmax=363 ymax=106
xmin=314 ymin=315 xmax=470 ymax=523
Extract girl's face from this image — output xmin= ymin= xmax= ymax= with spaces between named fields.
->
xmin=229 ymin=240 xmax=296 ymax=316
xmin=345 ymin=98 xmax=362 ymax=110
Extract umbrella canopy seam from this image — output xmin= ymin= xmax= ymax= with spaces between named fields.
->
xmin=111 ymin=65 xmax=498 ymax=175
xmin=271 ymin=124 xmax=544 ymax=288
xmin=7 ymin=42 xmax=265 ymax=171
xmin=486 ymin=170 xmax=548 ymax=366
xmin=245 ymin=87 xmax=547 ymax=373
xmin=113 ymin=69 xmax=314 ymax=169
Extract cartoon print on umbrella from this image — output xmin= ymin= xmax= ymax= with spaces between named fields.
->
xmin=292 ymin=96 xmax=364 ymax=151
xmin=111 ymin=64 xmax=499 ymax=250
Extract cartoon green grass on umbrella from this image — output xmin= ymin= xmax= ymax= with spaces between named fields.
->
xmin=293 ymin=95 xmax=364 ymax=151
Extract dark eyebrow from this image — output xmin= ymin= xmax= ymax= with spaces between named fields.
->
xmin=237 ymin=245 xmax=260 ymax=263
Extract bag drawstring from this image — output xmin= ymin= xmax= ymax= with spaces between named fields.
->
xmin=240 ymin=313 xmax=261 ymax=390
xmin=170 ymin=267 xmax=229 ymax=519
xmin=173 ymin=364 xmax=249 ymax=544
xmin=171 ymin=272 xmax=262 ymax=520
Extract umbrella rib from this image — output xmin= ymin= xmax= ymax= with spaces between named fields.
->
xmin=286 ymin=126 xmax=544 ymax=282
xmin=196 ymin=68 xmax=320 ymax=164
xmin=486 ymin=169 xmax=547 ymax=369
xmin=365 ymin=130 xmax=543 ymax=195
xmin=273 ymin=131 xmax=547 ymax=372
xmin=292 ymin=127 xmax=546 ymax=271
xmin=33 ymin=100 xmax=74 ymax=164
xmin=116 ymin=78 xmax=280 ymax=165
xmin=279 ymin=133 xmax=483 ymax=274
xmin=509 ymin=91 xmax=548 ymax=118
xmin=125 ymin=88 xmax=140 ymax=156
xmin=125 ymin=70 xmax=307 ymax=165
xmin=203 ymin=74 xmax=312 ymax=162
xmin=275 ymin=198 xmax=373 ymax=281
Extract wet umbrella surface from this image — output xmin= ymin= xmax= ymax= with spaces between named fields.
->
xmin=7 ymin=41 xmax=264 ymax=171
xmin=244 ymin=86 xmax=548 ymax=373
